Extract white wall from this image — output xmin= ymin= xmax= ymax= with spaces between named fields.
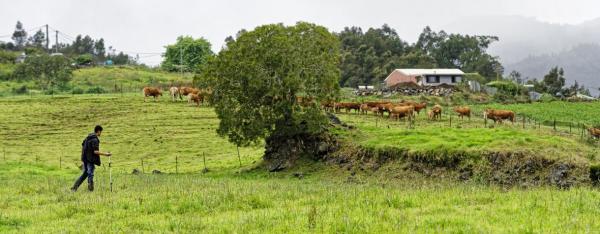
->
xmin=422 ymin=75 xmax=462 ymax=86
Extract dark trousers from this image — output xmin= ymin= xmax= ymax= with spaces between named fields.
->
xmin=73 ymin=161 xmax=95 ymax=189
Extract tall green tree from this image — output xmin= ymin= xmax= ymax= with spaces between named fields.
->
xmin=534 ymin=66 xmax=565 ymax=96
xmin=28 ymin=30 xmax=46 ymax=48
xmin=12 ymin=54 xmax=73 ymax=90
xmin=11 ymin=21 xmax=28 ymax=49
xmin=207 ymin=22 xmax=340 ymax=147
xmin=415 ymin=26 xmax=503 ymax=81
xmin=338 ymin=25 xmax=413 ymax=87
xmin=94 ymin=39 xmax=106 ymax=59
xmin=162 ymin=36 xmax=213 ymax=73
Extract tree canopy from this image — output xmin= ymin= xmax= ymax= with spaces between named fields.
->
xmin=207 ymin=22 xmax=340 ymax=146
xmin=161 ymin=36 xmax=213 ymax=73
xmin=12 ymin=54 xmax=73 ymax=90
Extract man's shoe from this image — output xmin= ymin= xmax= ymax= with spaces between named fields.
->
xmin=88 ymin=182 xmax=94 ymax=192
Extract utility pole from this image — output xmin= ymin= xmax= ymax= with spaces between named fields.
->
xmin=55 ymin=30 xmax=59 ymax=53
xmin=180 ymin=47 xmax=183 ymax=78
xmin=45 ymin=24 xmax=49 ymax=51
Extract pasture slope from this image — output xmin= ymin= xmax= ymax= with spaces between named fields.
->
xmin=1 ymin=94 xmax=600 ymax=233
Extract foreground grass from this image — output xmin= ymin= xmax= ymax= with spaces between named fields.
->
xmin=1 ymin=163 xmax=600 ymax=233
xmin=1 ymin=94 xmax=600 ymax=233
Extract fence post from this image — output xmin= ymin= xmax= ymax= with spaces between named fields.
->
xmin=203 ymin=152 xmax=207 ymax=172
xmin=449 ymin=114 xmax=452 ymax=128
xmin=176 ymin=156 xmax=178 ymax=174
xmin=59 ymin=155 xmax=62 ymax=169
xmin=569 ymin=121 xmax=572 ymax=134
xmin=3 ymin=147 xmax=5 ymax=162
xmin=141 ymin=159 xmax=144 ymax=173
xmin=553 ymin=119 xmax=556 ymax=131
xmin=237 ymin=146 xmax=242 ymax=169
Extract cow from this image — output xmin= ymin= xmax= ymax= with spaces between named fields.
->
xmin=389 ymin=105 xmax=414 ymax=121
xmin=179 ymin=87 xmax=200 ymax=101
xmin=169 ymin=87 xmax=179 ymax=102
xmin=188 ymin=93 xmax=201 ymax=107
xmin=589 ymin=127 xmax=600 ymax=139
xmin=335 ymin=102 xmax=361 ymax=113
xmin=321 ymin=101 xmax=335 ymax=112
xmin=484 ymin=109 xmax=515 ymax=123
xmin=370 ymin=107 xmax=383 ymax=116
xmin=364 ymin=101 xmax=391 ymax=108
xmin=453 ymin=106 xmax=471 ymax=120
xmin=143 ymin=87 xmax=162 ymax=102
xmin=430 ymin=104 xmax=442 ymax=120
xmin=412 ymin=102 xmax=427 ymax=114
xmin=359 ymin=104 xmax=370 ymax=115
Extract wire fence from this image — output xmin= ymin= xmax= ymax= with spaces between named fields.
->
xmin=335 ymin=108 xmax=600 ymax=147
xmin=0 ymin=145 xmax=246 ymax=175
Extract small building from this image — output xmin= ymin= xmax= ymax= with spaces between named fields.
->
xmin=384 ymin=69 xmax=464 ymax=88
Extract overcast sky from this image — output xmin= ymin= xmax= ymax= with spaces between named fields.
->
xmin=1 ymin=0 xmax=599 ymax=65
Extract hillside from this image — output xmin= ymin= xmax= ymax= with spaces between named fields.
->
xmin=505 ymin=44 xmax=600 ymax=95
xmin=0 ymin=66 xmax=192 ymax=96
xmin=444 ymin=15 xmax=600 ymax=96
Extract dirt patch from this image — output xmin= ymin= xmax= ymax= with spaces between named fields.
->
xmin=262 ymin=130 xmax=339 ymax=172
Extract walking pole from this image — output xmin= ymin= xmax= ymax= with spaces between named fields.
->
xmin=109 ymin=155 xmax=113 ymax=192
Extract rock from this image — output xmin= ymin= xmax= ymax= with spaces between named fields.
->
xmin=201 ymin=168 xmax=209 ymax=173
xmin=152 ymin=170 xmax=162 ymax=174
xmin=131 ymin=169 xmax=141 ymax=175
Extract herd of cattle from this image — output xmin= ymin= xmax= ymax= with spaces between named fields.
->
xmin=326 ymin=100 xmax=600 ymax=138
xmin=325 ymin=100 xmax=515 ymax=123
xmin=140 ymin=88 xmax=600 ymax=139
xmin=142 ymin=86 xmax=211 ymax=106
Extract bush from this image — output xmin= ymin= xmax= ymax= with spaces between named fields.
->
xmin=86 ymin=86 xmax=106 ymax=94
xmin=12 ymin=85 xmax=28 ymax=94
xmin=538 ymin=93 xmax=557 ymax=102
xmin=44 ymin=89 xmax=57 ymax=95
xmin=71 ymin=87 xmax=84 ymax=94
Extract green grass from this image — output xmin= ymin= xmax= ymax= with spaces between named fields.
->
xmin=1 ymin=94 xmax=600 ymax=233
xmin=71 ymin=66 xmax=193 ymax=92
xmin=337 ymin=113 xmax=598 ymax=162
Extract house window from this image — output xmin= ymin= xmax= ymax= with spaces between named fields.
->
xmin=427 ymin=76 xmax=440 ymax=83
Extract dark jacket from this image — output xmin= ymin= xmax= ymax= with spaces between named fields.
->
xmin=81 ymin=133 xmax=101 ymax=166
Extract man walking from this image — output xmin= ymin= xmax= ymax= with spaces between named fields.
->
xmin=71 ymin=125 xmax=111 ymax=192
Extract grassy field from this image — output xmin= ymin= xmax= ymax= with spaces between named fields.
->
xmin=1 ymin=94 xmax=600 ymax=233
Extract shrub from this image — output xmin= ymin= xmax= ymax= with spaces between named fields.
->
xmin=12 ymin=85 xmax=28 ymax=94
xmin=44 ymin=89 xmax=57 ymax=95
xmin=86 ymin=86 xmax=106 ymax=94
xmin=71 ymin=87 xmax=84 ymax=94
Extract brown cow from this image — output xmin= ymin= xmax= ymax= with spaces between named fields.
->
xmin=484 ymin=109 xmax=515 ymax=123
xmin=453 ymin=106 xmax=471 ymax=120
xmin=335 ymin=102 xmax=361 ymax=113
xmin=179 ymin=87 xmax=200 ymax=101
xmin=321 ymin=101 xmax=335 ymax=112
xmin=412 ymin=102 xmax=427 ymax=114
xmin=365 ymin=101 xmax=391 ymax=107
xmin=370 ymin=107 xmax=382 ymax=116
xmin=390 ymin=105 xmax=414 ymax=121
xmin=589 ymin=127 xmax=600 ymax=139
xmin=430 ymin=104 xmax=442 ymax=120
xmin=359 ymin=104 xmax=370 ymax=115
xmin=143 ymin=87 xmax=162 ymax=102
xmin=188 ymin=93 xmax=201 ymax=107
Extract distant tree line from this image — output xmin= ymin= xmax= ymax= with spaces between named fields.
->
xmin=0 ymin=21 xmax=136 ymax=66
xmin=337 ymin=25 xmax=503 ymax=87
